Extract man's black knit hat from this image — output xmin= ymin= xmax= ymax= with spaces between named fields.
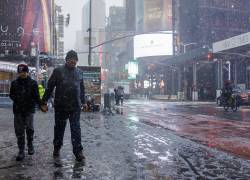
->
xmin=65 ymin=50 xmax=78 ymax=61
xmin=17 ymin=64 xmax=29 ymax=73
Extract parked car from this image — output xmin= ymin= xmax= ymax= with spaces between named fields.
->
xmin=216 ymin=85 xmax=249 ymax=106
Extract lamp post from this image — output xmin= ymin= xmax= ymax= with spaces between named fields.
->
xmin=22 ymin=30 xmax=40 ymax=81
xmin=32 ymin=29 xmax=40 ymax=81
xmin=225 ymin=60 xmax=231 ymax=81
xmin=180 ymin=42 xmax=198 ymax=53
xmin=88 ymin=0 xmax=92 ymax=66
xmin=30 ymin=41 xmax=40 ymax=81
xmin=179 ymin=42 xmax=198 ymax=100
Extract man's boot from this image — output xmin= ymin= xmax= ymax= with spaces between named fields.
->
xmin=27 ymin=130 xmax=34 ymax=155
xmin=27 ymin=143 xmax=34 ymax=155
xmin=16 ymin=136 xmax=25 ymax=161
xmin=53 ymin=147 xmax=60 ymax=158
xmin=74 ymin=151 xmax=85 ymax=162
xmin=16 ymin=149 xmax=25 ymax=161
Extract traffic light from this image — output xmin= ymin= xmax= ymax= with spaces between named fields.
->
xmin=207 ymin=52 xmax=213 ymax=61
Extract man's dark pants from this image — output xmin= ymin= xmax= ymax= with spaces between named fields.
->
xmin=54 ymin=110 xmax=83 ymax=154
xmin=14 ymin=113 xmax=34 ymax=151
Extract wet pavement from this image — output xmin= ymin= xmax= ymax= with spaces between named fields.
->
xmin=133 ymin=101 xmax=250 ymax=159
xmin=1 ymin=100 xmax=250 ymax=179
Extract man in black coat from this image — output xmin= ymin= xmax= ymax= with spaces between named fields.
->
xmin=41 ymin=50 xmax=86 ymax=162
xmin=222 ymin=80 xmax=233 ymax=102
xmin=9 ymin=64 xmax=41 ymax=161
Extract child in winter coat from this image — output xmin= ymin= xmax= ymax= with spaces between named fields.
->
xmin=9 ymin=64 xmax=41 ymax=161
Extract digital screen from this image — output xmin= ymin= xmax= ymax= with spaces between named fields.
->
xmin=144 ymin=0 xmax=172 ymax=32
xmin=134 ymin=32 xmax=173 ymax=59
xmin=0 ymin=0 xmax=51 ymax=53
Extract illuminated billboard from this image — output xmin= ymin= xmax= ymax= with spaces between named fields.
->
xmin=143 ymin=0 xmax=172 ymax=32
xmin=0 ymin=0 xmax=51 ymax=53
xmin=134 ymin=32 xmax=173 ymax=59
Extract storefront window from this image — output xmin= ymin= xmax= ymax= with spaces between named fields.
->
xmin=0 ymin=72 xmax=14 ymax=95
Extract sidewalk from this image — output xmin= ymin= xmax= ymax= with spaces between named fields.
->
xmin=0 ymin=108 xmax=135 ymax=180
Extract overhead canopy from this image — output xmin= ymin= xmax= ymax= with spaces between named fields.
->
xmin=213 ymin=32 xmax=250 ymax=54
xmin=159 ymin=47 xmax=210 ymax=65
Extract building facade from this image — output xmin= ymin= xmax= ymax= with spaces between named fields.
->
xmin=173 ymin=0 xmax=250 ymax=100
xmin=177 ymin=0 xmax=250 ymax=50
xmin=133 ymin=0 xmax=174 ymax=96
xmin=129 ymin=0 xmax=250 ymax=100
xmin=0 ymin=0 xmax=55 ymax=94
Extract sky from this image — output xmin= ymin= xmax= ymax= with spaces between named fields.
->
xmin=55 ymin=0 xmax=124 ymax=52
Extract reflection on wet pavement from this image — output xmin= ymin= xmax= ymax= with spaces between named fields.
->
xmin=129 ymin=101 xmax=250 ymax=159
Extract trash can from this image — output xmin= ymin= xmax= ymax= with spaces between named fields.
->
xmin=104 ymin=93 xmax=111 ymax=109
xmin=110 ymin=92 xmax=115 ymax=107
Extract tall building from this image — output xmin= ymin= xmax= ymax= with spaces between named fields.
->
xmin=124 ymin=0 xmax=136 ymax=70
xmin=172 ymin=0 xmax=250 ymax=100
xmin=177 ymin=0 xmax=250 ymax=51
xmin=105 ymin=6 xmax=126 ymax=83
xmin=125 ymin=0 xmax=135 ymax=31
xmin=75 ymin=0 xmax=106 ymax=66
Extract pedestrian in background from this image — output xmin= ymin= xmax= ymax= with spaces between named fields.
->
xmin=117 ymin=86 xmax=125 ymax=105
xmin=114 ymin=88 xmax=119 ymax=105
xmin=41 ymin=50 xmax=86 ymax=162
xmin=9 ymin=64 xmax=41 ymax=161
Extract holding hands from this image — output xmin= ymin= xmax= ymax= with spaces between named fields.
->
xmin=40 ymin=104 xmax=48 ymax=113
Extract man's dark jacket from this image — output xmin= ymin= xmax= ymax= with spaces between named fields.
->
xmin=222 ymin=83 xmax=233 ymax=96
xmin=9 ymin=76 xmax=40 ymax=114
xmin=42 ymin=65 xmax=85 ymax=111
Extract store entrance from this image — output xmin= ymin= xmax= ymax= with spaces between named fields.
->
xmin=0 ymin=72 xmax=14 ymax=95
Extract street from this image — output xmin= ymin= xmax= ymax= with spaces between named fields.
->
xmin=1 ymin=99 xmax=250 ymax=179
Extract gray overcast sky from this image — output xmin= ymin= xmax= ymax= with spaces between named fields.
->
xmin=55 ymin=0 xmax=124 ymax=53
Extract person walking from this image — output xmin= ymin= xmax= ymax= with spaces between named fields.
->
xmin=222 ymin=80 xmax=233 ymax=103
xmin=114 ymin=88 xmax=119 ymax=105
xmin=117 ymin=86 xmax=125 ymax=105
xmin=41 ymin=50 xmax=86 ymax=162
xmin=9 ymin=64 xmax=41 ymax=161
